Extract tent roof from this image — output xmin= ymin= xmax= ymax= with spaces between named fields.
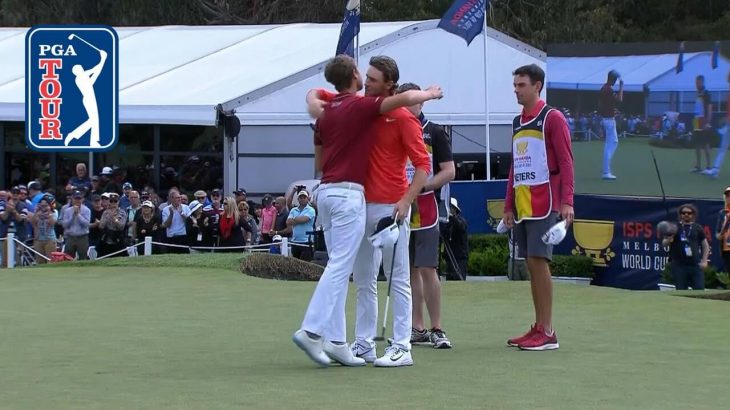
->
xmin=647 ymin=52 xmax=730 ymax=92
xmin=547 ymin=52 xmax=730 ymax=92
xmin=0 ymin=21 xmax=545 ymax=126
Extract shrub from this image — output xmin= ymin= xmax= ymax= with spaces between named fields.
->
xmin=468 ymin=246 xmax=508 ymax=276
xmin=465 ymin=234 xmax=594 ymax=278
xmin=469 ymin=234 xmax=508 ymax=253
xmin=550 ymin=255 xmax=594 ymax=278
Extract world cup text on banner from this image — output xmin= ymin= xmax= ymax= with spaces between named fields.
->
xmin=25 ymin=25 xmax=119 ymax=152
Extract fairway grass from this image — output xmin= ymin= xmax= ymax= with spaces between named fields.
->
xmin=0 ymin=260 xmax=726 ymax=409
xmin=573 ymin=137 xmax=727 ymax=199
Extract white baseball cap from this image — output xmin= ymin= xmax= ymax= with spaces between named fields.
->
xmin=542 ymin=220 xmax=568 ymax=245
xmin=101 ymin=166 xmax=113 ymax=175
xmin=368 ymin=217 xmax=400 ymax=249
xmin=496 ymin=219 xmax=509 ymax=234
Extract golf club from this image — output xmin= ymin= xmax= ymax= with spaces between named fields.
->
xmin=374 ymin=236 xmax=398 ymax=342
xmin=650 ymin=150 xmax=670 ymax=220
xmin=68 ymin=33 xmax=102 ymax=53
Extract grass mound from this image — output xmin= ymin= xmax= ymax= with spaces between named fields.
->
xmin=240 ymin=253 xmax=324 ymax=281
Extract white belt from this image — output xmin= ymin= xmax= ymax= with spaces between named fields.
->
xmin=317 ymin=182 xmax=364 ymax=192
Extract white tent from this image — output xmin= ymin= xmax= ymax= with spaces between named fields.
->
xmin=547 ymin=52 xmax=730 ymax=92
xmin=648 ymin=52 xmax=730 ymax=92
xmin=0 ymin=21 xmax=545 ymax=194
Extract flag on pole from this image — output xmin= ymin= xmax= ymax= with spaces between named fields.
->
xmin=335 ymin=0 xmax=360 ymax=57
xmin=676 ymin=42 xmax=684 ymax=73
xmin=711 ymin=41 xmax=719 ymax=69
xmin=437 ymin=0 xmax=489 ymax=45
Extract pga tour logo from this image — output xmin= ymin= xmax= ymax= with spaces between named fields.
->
xmin=25 ymin=26 xmax=118 ymax=152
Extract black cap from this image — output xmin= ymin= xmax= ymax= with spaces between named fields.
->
xmin=235 ymin=188 xmax=247 ymax=196
xmin=374 ymin=216 xmax=396 ymax=233
xmin=72 ymin=190 xmax=83 ymax=199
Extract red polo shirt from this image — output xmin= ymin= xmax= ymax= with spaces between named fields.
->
xmin=313 ymin=92 xmax=383 ymax=185
xmin=504 ymin=100 xmax=574 ymax=214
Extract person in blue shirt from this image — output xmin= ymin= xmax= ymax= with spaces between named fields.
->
xmin=287 ymin=190 xmax=316 ymax=261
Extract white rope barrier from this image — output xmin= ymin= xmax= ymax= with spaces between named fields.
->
xmin=13 ymin=238 xmax=51 ymax=261
xmin=95 ymin=242 xmax=144 ymax=260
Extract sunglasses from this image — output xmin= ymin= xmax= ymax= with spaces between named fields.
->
xmin=681 ymin=211 xmax=693 ymax=215
xmin=110 ymin=199 xmax=119 ymax=203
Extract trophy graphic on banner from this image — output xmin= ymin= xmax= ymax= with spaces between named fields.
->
xmin=486 ymin=199 xmax=505 ymax=231
xmin=571 ymin=219 xmax=616 ymax=266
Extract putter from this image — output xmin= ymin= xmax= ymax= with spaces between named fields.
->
xmin=374 ymin=237 xmax=398 ymax=342
xmin=68 ymin=33 xmax=102 ymax=53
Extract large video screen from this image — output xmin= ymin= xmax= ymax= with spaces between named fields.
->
xmin=546 ymin=41 xmax=729 ymax=199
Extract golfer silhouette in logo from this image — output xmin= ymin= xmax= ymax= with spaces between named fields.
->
xmin=65 ymin=34 xmax=107 ymax=148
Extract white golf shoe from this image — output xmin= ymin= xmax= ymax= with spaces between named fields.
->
xmin=350 ymin=340 xmax=377 ymax=363
xmin=373 ymin=345 xmax=413 ymax=367
xmin=323 ymin=342 xmax=366 ymax=367
xmin=292 ymin=329 xmax=330 ymax=367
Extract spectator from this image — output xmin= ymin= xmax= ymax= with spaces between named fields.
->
xmin=234 ymin=188 xmax=247 ymax=205
xmin=8 ymin=187 xmax=30 ymax=242
xmin=161 ymin=189 xmax=190 ymax=253
xmin=260 ymin=195 xmax=276 ymax=244
xmin=715 ymin=186 xmax=730 ymax=273
xmin=133 ymin=201 xmax=161 ymax=245
xmin=119 ymin=182 xmax=133 ymax=209
xmin=272 ymin=196 xmax=290 ymax=238
xmin=61 ymin=190 xmax=91 ymax=260
xmin=219 ymin=196 xmax=250 ymax=251
xmin=99 ymin=167 xmax=113 ymax=191
xmin=186 ymin=201 xmax=211 ymax=249
xmin=27 ymin=181 xmax=44 ymax=211
xmin=287 ymin=190 xmax=316 ymax=261
xmin=238 ymin=201 xmax=256 ymax=245
xmin=88 ymin=194 xmax=104 ymax=248
xmin=125 ymin=190 xmax=141 ymax=246
xmin=97 ymin=192 xmax=126 ymax=258
xmin=30 ymin=195 xmax=57 ymax=263
xmin=662 ymin=204 xmax=708 ymax=290
xmin=89 ymin=175 xmax=103 ymax=200
xmin=193 ymin=190 xmax=211 ymax=207
xmin=206 ymin=189 xmax=224 ymax=246
xmin=67 ymin=162 xmax=92 ymax=195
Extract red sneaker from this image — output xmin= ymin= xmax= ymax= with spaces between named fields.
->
xmin=507 ymin=324 xmax=537 ymax=347
xmin=518 ymin=325 xmax=559 ymax=351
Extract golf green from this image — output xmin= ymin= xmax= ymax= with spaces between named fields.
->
xmin=0 ymin=255 xmax=725 ymax=409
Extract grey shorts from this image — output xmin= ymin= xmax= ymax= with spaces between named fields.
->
xmin=513 ymin=212 xmax=559 ymax=261
xmin=409 ymin=224 xmax=440 ymax=268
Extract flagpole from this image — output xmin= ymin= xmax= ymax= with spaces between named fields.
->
xmin=482 ymin=15 xmax=491 ymax=180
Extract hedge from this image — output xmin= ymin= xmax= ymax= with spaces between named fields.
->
xmin=466 ymin=234 xmax=594 ymax=278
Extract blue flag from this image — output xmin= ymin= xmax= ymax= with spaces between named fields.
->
xmin=711 ymin=41 xmax=719 ymax=69
xmin=676 ymin=42 xmax=684 ymax=74
xmin=335 ymin=0 xmax=360 ymax=57
xmin=438 ymin=0 xmax=489 ymax=45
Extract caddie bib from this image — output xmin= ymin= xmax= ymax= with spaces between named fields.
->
xmin=512 ymin=105 xmax=553 ymax=222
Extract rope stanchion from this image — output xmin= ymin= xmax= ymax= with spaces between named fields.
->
xmin=13 ymin=238 xmax=51 ymax=262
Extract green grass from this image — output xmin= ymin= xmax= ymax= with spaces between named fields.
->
xmin=0 ymin=258 xmax=727 ymax=409
xmin=573 ymin=137 xmax=727 ymax=199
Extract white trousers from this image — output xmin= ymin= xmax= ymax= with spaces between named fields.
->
xmin=353 ymin=203 xmax=412 ymax=350
xmin=602 ymin=118 xmax=619 ymax=174
xmin=300 ymin=184 xmax=366 ymax=343
xmin=712 ymin=125 xmax=729 ymax=170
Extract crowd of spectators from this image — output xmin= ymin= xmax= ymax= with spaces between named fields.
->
xmin=0 ymin=162 xmax=318 ymax=265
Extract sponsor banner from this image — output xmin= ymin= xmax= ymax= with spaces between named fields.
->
xmin=450 ymin=181 xmax=723 ymax=290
